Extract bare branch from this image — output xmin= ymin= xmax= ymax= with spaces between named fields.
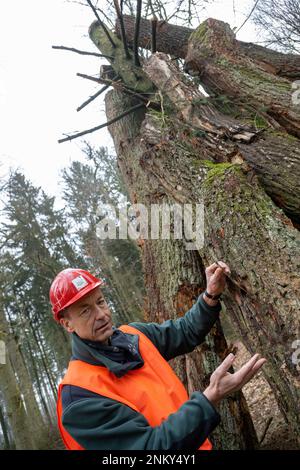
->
xmin=52 ymin=45 xmax=113 ymax=59
xmin=151 ymin=16 xmax=157 ymax=53
xmin=58 ymin=102 xmax=145 ymax=143
xmin=253 ymin=0 xmax=300 ymax=53
xmin=134 ymin=0 xmax=142 ymax=66
xmin=113 ymin=0 xmax=131 ymax=59
xmin=235 ymin=0 xmax=261 ymax=34
xmin=76 ymin=72 xmax=160 ymax=109
xmin=86 ymin=0 xmax=116 ymax=48
xmin=66 ymin=1 xmax=115 ymax=27
xmin=77 ymin=72 xmax=108 ymax=84
xmin=77 ymin=83 xmax=111 ymax=112
xmin=148 ymin=0 xmax=156 ymax=17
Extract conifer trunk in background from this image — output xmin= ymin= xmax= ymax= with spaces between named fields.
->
xmin=0 ymin=308 xmax=37 ymax=449
xmin=0 ymin=403 xmax=11 ymax=449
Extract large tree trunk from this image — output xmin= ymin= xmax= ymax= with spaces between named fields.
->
xmin=116 ymin=15 xmax=300 ymax=80
xmin=91 ymin=20 xmax=300 ymax=226
xmin=84 ymin=232 xmax=144 ymax=323
xmin=89 ymin=17 xmax=300 ymax=446
xmin=105 ymin=89 xmax=259 ymax=449
xmin=0 ymin=307 xmax=53 ymax=449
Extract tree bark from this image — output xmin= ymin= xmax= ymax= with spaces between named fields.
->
xmin=103 ymin=86 xmax=300 ymax=441
xmin=184 ymin=19 xmax=300 ymax=139
xmin=143 ymin=53 xmax=300 ymax=226
xmin=0 ymin=403 xmax=11 ymax=449
xmin=90 ymin=19 xmax=300 ymax=446
xmin=0 ymin=308 xmax=50 ymax=448
xmin=116 ymin=15 xmax=193 ymax=59
xmin=0 ymin=310 xmax=36 ymax=449
xmin=116 ymin=15 xmax=300 ymax=80
xmin=105 ymin=89 xmax=259 ymax=449
xmin=92 ymin=20 xmax=300 ymax=226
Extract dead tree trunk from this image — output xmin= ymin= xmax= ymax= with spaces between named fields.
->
xmin=184 ymin=19 xmax=300 ymax=139
xmin=89 ymin=16 xmax=300 ymax=445
xmin=117 ymin=16 xmax=300 ymax=137
xmin=116 ymin=15 xmax=193 ymax=59
xmin=116 ymin=15 xmax=300 ymax=80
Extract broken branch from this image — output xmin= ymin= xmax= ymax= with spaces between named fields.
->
xmin=76 ymin=73 xmax=160 ymax=109
xmin=133 ymin=0 xmax=142 ymax=66
xmin=86 ymin=0 xmax=116 ymax=48
xmin=77 ymin=83 xmax=111 ymax=112
xmin=113 ymin=0 xmax=131 ymax=59
xmin=51 ymin=45 xmax=113 ymax=59
xmin=58 ymin=102 xmax=145 ymax=143
xmin=151 ymin=16 xmax=157 ymax=53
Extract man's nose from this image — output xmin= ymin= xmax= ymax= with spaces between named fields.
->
xmin=94 ymin=304 xmax=106 ymax=319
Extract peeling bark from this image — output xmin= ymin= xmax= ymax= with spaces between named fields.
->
xmin=116 ymin=15 xmax=300 ymax=137
xmin=144 ymin=53 xmax=300 ymax=225
xmin=185 ymin=19 xmax=300 ymax=138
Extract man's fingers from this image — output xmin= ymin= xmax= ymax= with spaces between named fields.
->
xmin=205 ymin=262 xmax=220 ymax=276
xmin=206 ymin=261 xmax=231 ymax=277
xmin=239 ymin=358 xmax=267 ymax=389
xmin=215 ymin=261 xmax=231 ymax=275
xmin=214 ymin=267 xmax=227 ymax=279
xmin=235 ymin=354 xmax=264 ymax=383
xmin=235 ymin=353 xmax=260 ymax=378
xmin=215 ymin=353 xmax=236 ymax=376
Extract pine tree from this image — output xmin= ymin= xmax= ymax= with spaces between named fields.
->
xmin=61 ymin=144 xmax=145 ymax=324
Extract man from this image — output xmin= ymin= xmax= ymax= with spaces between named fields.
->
xmin=50 ymin=262 xmax=266 ymax=450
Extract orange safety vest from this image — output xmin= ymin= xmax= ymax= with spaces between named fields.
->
xmin=57 ymin=324 xmax=212 ymax=451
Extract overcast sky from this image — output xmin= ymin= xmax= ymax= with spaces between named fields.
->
xmin=0 ymin=0 xmax=259 ymax=204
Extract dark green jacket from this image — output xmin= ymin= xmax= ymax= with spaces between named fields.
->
xmin=61 ymin=292 xmax=221 ymax=450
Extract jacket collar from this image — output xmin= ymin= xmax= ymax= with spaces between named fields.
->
xmin=71 ymin=327 xmax=144 ymax=378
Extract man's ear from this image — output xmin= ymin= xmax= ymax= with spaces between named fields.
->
xmin=59 ymin=316 xmax=75 ymax=333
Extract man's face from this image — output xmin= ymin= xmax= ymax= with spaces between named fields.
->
xmin=59 ymin=287 xmax=113 ymax=344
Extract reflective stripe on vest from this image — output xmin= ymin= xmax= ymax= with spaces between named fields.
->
xmin=57 ymin=324 xmax=212 ymax=451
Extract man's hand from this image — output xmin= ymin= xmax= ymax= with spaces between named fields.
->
xmin=203 ymin=261 xmax=231 ymax=306
xmin=206 ymin=260 xmax=231 ymax=296
xmin=203 ymin=353 xmax=267 ymax=407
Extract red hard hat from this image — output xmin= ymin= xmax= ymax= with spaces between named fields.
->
xmin=49 ymin=268 xmax=104 ymax=322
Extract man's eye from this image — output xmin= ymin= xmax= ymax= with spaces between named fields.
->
xmin=98 ymin=299 xmax=105 ymax=305
xmin=81 ymin=309 xmax=89 ymax=315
